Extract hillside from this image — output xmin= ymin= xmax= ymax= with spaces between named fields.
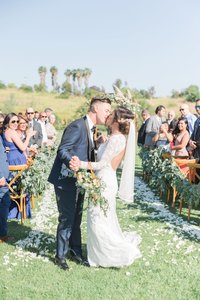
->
xmin=0 ymin=88 xmax=86 ymax=123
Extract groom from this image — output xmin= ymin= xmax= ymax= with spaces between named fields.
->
xmin=48 ymin=96 xmax=111 ymax=270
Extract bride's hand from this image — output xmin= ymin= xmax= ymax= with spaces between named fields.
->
xmin=69 ymin=156 xmax=81 ymax=171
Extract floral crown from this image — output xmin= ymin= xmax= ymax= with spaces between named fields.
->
xmin=98 ymin=86 xmax=141 ymax=113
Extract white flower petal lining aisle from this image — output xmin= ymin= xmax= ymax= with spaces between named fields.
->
xmin=3 ymin=185 xmax=58 ymax=271
xmin=2 ymin=177 xmax=200 ymax=272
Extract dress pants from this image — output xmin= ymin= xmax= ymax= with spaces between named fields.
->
xmin=0 ymin=188 xmax=11 ymax=237
xmin=55 ymin=186 xmax=84 ymax=260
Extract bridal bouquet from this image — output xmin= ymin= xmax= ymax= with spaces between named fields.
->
xmin=75 ymin=169 xmax=108 ymax=215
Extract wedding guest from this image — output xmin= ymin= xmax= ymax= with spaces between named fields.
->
xmin=34 ymin=111 xmax=40 ymax=121
xmin=167 ymin=111 xmax=177 ymax=132
xmin=46 ymin=114 xmax=57 ymax=147
xmin=38 ymin=112 xmax=48 ymax=146
xmin=145 ymin=105 xmax=166 ymax=148
xmin=153 ymin=122 xmax=173 ymax=148
xmin=179 ymin=104 xmax=196 ymax=136
xmin=137 ymin=109 xmax=150 ymax=145
xmin=44 ymin=108 xmax=53 ymax=124
xmin=0 ymin=135 xmax=11 ymax=243
xmin=17 ymin=115 xmax=37 ymax=157
xmin=26 ymin=107 xmax=43 ymax=148
xmin=2 ymin=113 xmax=35 ymax=165
xmin=171 ymin=117 xmax=190 ymax=157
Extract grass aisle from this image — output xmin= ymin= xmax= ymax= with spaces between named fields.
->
xmin=0 ymin=158 xmax=200 ymax=299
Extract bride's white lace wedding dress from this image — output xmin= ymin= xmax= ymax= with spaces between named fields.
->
xmin=81 ymin=133 xmax=142 ymax=268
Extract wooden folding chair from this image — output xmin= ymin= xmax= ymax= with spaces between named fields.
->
xmin=8 ymin=161 xmax=32 ymax=224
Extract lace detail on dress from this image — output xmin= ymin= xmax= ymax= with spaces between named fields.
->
xmin=81 ymin=134 xmax=126 ymax=170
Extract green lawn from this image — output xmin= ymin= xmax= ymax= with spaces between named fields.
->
xmin=0 ymin=149 xmax=200 ymax=300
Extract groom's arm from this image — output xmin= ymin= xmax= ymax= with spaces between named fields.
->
xmin=58 ymin=122 xmax=82 ymax=168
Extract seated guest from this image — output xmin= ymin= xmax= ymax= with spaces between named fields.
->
xmin=137 ymin=109 xmax=150 ymax=146
xmin=145 ymin=105 xmax=166 ymax=148
xmin=38 ymin=112 xmax=48 ymax=146
xmin=171 ymin=117 xmax=190 ymax=157
xmin=0 ymin=135 xmax=11 ymax=243
xmin=153 ymin=122 xmax=173 ymax=148
xmin=26 ymin=107 xmax=43 ymax=148
xmin=34 ymin=111 xmax=40 ymax=121
xmin=46 ymin=114 xmax=57 ymax=147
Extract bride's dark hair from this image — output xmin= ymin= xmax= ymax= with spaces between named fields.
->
xmin=113 ymin=107 xmax=134 ymax=134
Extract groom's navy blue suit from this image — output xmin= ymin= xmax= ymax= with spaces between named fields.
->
xmin=48 ymin=116 xmax=94 ymax=260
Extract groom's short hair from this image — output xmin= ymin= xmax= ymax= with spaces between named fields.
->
xmin=89 ymin=95 xmax=111 ymax=112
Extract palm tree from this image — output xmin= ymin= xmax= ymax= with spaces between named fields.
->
xmin=38 ymin=66 xmax=47 ymax=87
xmin=71 ymin=69 xmax=77 ymax=94
xmin=50 ymin=66 xmax=58 ymax=92
xmin=83 ymin=68 xmax=92 ymax=89
xmin=64 ymin=69 xmax=72 ymax=83
xmin=76 ymin=68 xmax=84 ymax=93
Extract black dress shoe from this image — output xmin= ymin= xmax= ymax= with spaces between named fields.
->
xmin=55 ymin=257 xmax=69 ymax=271
xmin=71 ymin=254 xmax=90 ymax=267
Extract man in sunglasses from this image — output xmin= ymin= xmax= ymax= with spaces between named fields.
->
xmin=189 ymin=99 xmax=200 ymax=159
xmin=179 ymin=104 xmax=197 ymax=136
xmin=26 ymin=107 xmax=43 ymax=148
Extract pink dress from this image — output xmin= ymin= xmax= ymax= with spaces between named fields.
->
xmin=174 ymin=131 xmax=190 ymax=157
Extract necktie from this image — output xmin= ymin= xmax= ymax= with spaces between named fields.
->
xmin=91 ymin=126 xmax=96 ymax=162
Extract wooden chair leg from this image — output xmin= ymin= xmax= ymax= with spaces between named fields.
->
xmin=167 ymin=188 xmax=170 ymax=204
xmin=179 ymin=199 xmax=183 ymax=215
xmin=188 ymin=207 xmax=191 ymax=222
xmin=172 ymin=187 xmax=177 ymax=208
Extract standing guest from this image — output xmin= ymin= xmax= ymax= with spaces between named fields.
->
xmin=34 ymin=111 xmax=40 ymax=121
xmin=179 ymin=104 xmax=197 ymax=136
xmin=171 ymin=117 xmax=190 ymax=157
xmin=17 ymin=115 xmax=37 ymax=157
xmin=189 ymin=99 xmax=200 ymax=159
xmin=167 ymin=111 xmax=177 ymax=132
xmin=145 ymin=105 xmax=166 ymax=148
xmin=2 ymin=113 xmax=35 ymax=165
xmin=0 ymin=113 xmax=5 ymax=135
xmin=137 ymin=109 xmax=150 ymax=146
xmin=2 ymin=113 xmax=35 ymax=219
xmin=153 ymin=122 xmax=173 ymax=147
xmin=26 ymin=107 xmax=43 ymax=148
xmin=0 ymin=135 xmax=11 ymax=243
xmin=46 ymin=114 xmax=57 ymax=147
xmin=38 ymin=112 xmax=48 ymax=146
xmin=44 ymin=108 xmax=53 ymax=124
xmin=48 ymin=96 xmax=111 ymax=271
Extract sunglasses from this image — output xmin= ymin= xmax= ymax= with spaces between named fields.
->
xmin=11 ymin=120 xmax=19 ymax=124
xmin=27 ymin=112 xmax=34 ymax=115
xmin=179 ymin=109 xmax=185 ymax=111
xmin=195 ymin=105 xmax=200 ymax=109
xmin=40 ymin=115 xmax=47 ymax=118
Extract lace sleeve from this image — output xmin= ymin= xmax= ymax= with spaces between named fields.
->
xmin=80 ymin=135 xmax=126 ymax=170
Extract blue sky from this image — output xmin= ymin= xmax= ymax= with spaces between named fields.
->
xmin=0 ymin=0 xmax=200 ymax=96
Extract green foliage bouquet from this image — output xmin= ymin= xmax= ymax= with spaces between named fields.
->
xmin=75 ymin=169 xmax=109 ymax=215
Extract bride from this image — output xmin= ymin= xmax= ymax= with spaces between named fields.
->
xmin=70 ymin=107 xmax=142 ymax=268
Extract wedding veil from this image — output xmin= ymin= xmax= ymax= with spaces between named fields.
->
xmin=118 ymin=121 xmax=136 ymax=203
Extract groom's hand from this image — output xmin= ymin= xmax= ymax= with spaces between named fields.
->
xmin=69 ymin=156 xmax=81 ymax=171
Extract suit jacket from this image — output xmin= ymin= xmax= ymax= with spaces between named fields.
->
xmin=48 ymin=117 xmax=93 ymax=190
xmin=191 ymin=117 xmax=200 ymax=158
xmin=29 ymin=120 xmax=43 ymax=148
xmin=0 ymin=136 xmax=9 ymax=192
xmin=145 ymin=115 xmax=162 ymax=147
xmin=137 ymin=118 xmax=150 ymax=145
